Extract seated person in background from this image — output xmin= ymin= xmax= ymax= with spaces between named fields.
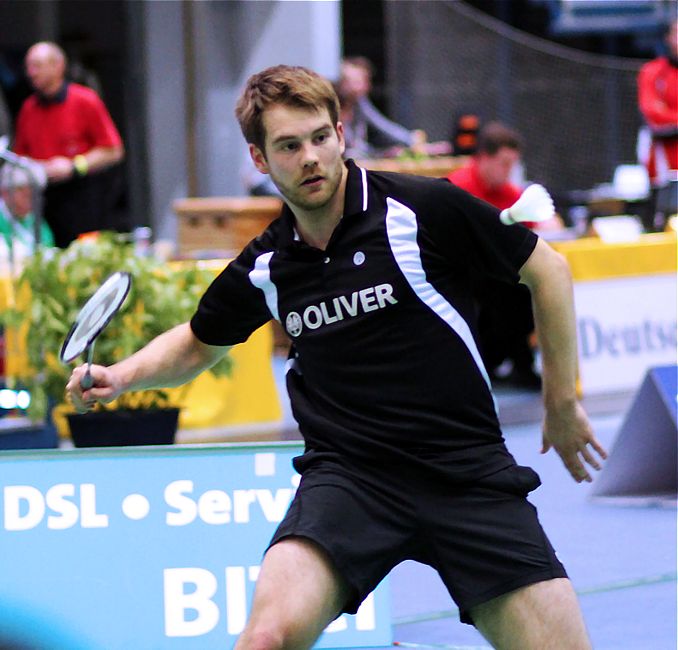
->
xmin=337 ymin=56 xmax=432 ymax=159
xmin=448 ymin=121 xmax=563 ymax=230
xmin=0 ymin=165 xmax=54 ymax=257
xmin=240 ymin=153 xmax=281 ymax=197
xmin=448 ymin=121 xmax=523 ymax=208
xmin=448 ymin=122 xmax=558 ymax=389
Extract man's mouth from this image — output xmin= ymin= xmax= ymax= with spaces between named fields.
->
xmin=301 ymin=175 xmax=324 ymax=187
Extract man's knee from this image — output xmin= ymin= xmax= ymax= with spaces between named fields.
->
xmin=236 ymin=620 xmax=285 ymax=650
xmin=237 ymin=617 xmax=317 ymax=650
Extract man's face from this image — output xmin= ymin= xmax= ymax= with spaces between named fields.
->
xmin=2 ymin=186 xmax=32 ymax=219
xmin=251 ymin=104 xmax=346 ymax=213
xmin=339 ymin=63 xmax=371 ymax=102
xmin=477 ymin=147 xmax=520 ymax=189
xmin=25 ymin=45 xmax=64 ymax=96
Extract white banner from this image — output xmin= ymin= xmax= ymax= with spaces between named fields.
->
xmin=574 ymin=273 xmax=677 ymax=394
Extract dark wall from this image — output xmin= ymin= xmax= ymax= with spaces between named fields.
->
xmin=341 ymin=0 xmax=666 ymax=194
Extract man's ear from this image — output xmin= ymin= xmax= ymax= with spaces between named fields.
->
xmin=250 ymin=144 xmax=269 ymax=174
xmin=336 ymin=122 xmax=346 ymax=157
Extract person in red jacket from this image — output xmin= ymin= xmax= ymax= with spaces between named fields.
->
xmin=13 ymin=42 xmax=125 ymax=248
xmin=637 ymin=19 xmax=678 ymax=227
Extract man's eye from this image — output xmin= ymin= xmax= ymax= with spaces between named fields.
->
xmin=283 ymin=142 xmax=298 ymax=152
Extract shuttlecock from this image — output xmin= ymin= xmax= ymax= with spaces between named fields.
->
xmin=500 ymin=184 xmax=555 ymax=225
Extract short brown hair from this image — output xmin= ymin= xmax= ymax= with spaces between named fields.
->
xmin=235 ymin=65 xmax=340 ymax=153
xmin=477 ymin=121 xmax=523 ymax=156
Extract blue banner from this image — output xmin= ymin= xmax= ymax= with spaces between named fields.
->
xmin=0 ymin=443 xmax=391 ymax=649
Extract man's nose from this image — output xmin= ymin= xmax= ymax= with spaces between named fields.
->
xmin=300 ymin=142 xmax=320 ymax=167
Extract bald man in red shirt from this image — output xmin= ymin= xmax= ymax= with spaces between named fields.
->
xmin=14 ymin=42 xmax=124 ymax=248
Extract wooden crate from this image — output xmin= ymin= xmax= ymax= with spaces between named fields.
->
xmin=356 ymin=155 xmax=467 ymax=177
xmin=173 ymin=196 xmax=282 ymax=256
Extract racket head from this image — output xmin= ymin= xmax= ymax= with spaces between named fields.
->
xmin=60 ymin=271 xmax=132 ymax=363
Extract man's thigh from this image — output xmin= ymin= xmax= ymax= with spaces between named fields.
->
xmin=423 ymin=465 xmax=567 ymax=623
xmin=236 ymin=537 xmax=352 ymax=649
xmin=268 ymin=465 xmax=416 ymax=613
xmin=470 ymin=577 xmax=591 ymax=650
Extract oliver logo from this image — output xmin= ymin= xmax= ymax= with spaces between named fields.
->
xmin=284 ymin=283 xmax=397 ymax=337
xmin=285 ymin=312 xmax=303 ymax=338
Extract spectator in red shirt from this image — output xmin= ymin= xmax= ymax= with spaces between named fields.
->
xmin=13 ymin=42 xmax=125 ymax=248
xmin=448 ymin=121 xmax=523 ymax=210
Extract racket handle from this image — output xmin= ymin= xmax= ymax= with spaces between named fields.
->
xmin=80 ymin=369 xmax=93 ymax=390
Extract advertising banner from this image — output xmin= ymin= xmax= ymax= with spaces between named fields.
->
xmin=574 ymin=273 xmax=677 ymax=394
xmin=0 ymin=443 xmax=391 ymax=649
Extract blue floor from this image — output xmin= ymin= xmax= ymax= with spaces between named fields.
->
xmin=373 ymin=414 xmax=677 ymax=649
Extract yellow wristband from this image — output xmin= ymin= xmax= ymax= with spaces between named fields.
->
xmin=73 ymin=154 xmax=89 ymax=176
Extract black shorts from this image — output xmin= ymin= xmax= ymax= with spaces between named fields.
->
xmin=268 ymin=460 xmax=567 ymax=625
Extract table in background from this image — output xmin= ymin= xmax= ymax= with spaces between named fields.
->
xmin=357 ymin=155 xmax=466 ymax=177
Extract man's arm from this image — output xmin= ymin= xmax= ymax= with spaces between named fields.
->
xmin=357 ymin=96 xmax=414 ymax=148
xmin=44 ymin=144 xmax=125 ymax=183
xmin=66 ymin=322 xmax=229 ymax=412
xmin=75 ymin=143 xmax=125 ymax=173
xmin=519 ymin=238 xmax=607 ymax=483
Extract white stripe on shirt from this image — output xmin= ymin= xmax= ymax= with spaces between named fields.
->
xmin=384 ymin=196 xmax=495 ymax=402
xmin=360 ymin=166 xmax=368 ymax=211
xmin=248 ymin=251 xmax=279 ymax=321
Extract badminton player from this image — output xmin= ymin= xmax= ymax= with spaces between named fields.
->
xmin=67 ymin=65 xmax=606 ymax=649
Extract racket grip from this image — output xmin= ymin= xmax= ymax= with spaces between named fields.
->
xmin=80 ymin=371 xmax=93 ymax=390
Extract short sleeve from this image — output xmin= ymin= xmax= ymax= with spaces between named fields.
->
xmin=190 ymin=240 xmax=274 ymax=346
xmin=82 ymin=91 xmax=123 ymax=148
xmin=419 ymin=179 xmax=537 ymax=287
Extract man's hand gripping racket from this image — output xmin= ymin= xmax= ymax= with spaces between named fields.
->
xmin=62 ymin=272 xmax=131 ymax=413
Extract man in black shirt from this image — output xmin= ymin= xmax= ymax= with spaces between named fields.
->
xmin=68 ymin=65 xmax=606 ymax=649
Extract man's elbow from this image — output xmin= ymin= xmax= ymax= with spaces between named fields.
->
xmin=521 ymin=240 xmax=572 ymax=291
xmin=548 ymin=248 xmax=570 ymax=278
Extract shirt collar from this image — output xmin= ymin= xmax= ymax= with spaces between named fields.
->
xmin=343 ymin=158 xmax=369 ymax=217
xmin=36 ymin=81 xmax=69 ymax=106
xmin=278 ymin=158 xmax=368 ymax=249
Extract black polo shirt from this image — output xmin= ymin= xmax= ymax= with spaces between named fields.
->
xmin=191 ymin=160 xmax=538 ymax=481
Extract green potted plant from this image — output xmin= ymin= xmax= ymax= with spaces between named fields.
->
xmin=3 ymin=232 xmax=232 ymax=446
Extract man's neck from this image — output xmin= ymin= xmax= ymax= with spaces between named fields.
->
xmin=36 ymin=80 xmax=67 ymax=104
xmin=292 ymin=167 xmax=348 ymax=250
xmin=294 ymin=210 xmax=342 ymax=250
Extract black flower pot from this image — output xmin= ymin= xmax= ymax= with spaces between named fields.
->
xmin=67 ymin=408 xmax=180 ymax=448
